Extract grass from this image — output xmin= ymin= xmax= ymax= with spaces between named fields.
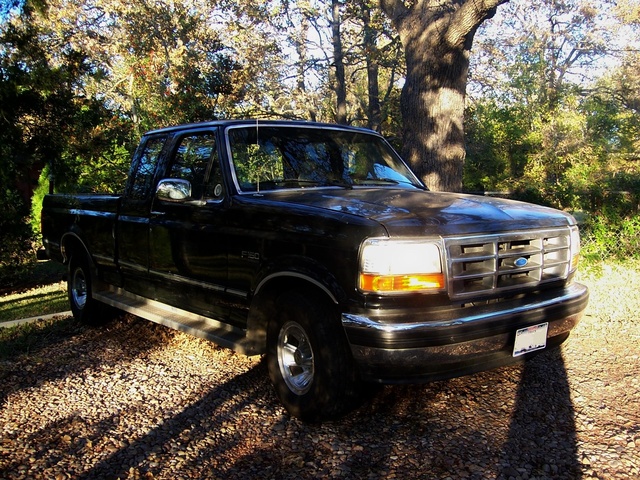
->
xmin=0 ymin=260 xmax=68 ymax=323
xmin=0 ymin=282 xmax=69 ymax=323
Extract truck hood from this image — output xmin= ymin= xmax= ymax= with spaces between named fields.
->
xmin=259 ymin=188 xmax=575 ymax=236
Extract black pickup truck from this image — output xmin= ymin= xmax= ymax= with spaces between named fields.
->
xmin=41 ymin=119 xmax=589 ymax=420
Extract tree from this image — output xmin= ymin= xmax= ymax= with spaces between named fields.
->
xmin=379 ymin=0 xmax=508 ymax=192
xmin=275 ymin=0 xmax=403 ymax=132
xmin=0 ymin=0 xmax=94 ymax=277
xmin=466 ymin=0 xmax=623 ymax=198
xmin=361 ymin=2 xmax=381 ymax=131
xmin=33 ymin=0 xmax=243 ymax=134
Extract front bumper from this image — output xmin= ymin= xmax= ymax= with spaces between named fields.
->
xmin=341 ymin=282 xmax=589 ymax=383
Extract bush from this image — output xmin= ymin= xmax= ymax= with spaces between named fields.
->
xmin=0 ymin=189 xmax=36 ymax=287
xmin=580 ymin=214 xmax=640 ymax=263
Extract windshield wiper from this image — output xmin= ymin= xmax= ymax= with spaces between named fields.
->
xmin=274 ymin=179 xmax=353 ymax=189
xmin=354 ymin=178 xmax=399 ymax=186
xmin=354 ymin=178 xmax=426 ymax=189
xmin=321 ymin=180 xmax=353 ymax=189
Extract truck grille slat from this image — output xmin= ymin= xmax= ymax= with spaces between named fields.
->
xmin=445 ymin=229 xmax=571 ymax=299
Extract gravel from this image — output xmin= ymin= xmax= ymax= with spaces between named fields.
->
xmin=1 ymin=265 xmax=639 ymax=480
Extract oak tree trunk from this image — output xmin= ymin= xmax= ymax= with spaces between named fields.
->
xmin=379 ymin=0 xmax=507 ymax=191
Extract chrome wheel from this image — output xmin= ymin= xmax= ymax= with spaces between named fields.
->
xmin=71 ymin=266 xmax=88 ymax=310
xmin=277 ymin=320 xmax=315 ymax=396
xmin=267 ymin=290 xmax=359 ymax=420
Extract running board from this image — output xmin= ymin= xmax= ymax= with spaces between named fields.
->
xmin=93 ymin=286 xmax=256 ymax=355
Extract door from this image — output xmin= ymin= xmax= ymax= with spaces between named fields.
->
xmin=118 ymin=134 xmax=168 ymax=296
xmin=149 ymin=130 xmax=231 ymax=322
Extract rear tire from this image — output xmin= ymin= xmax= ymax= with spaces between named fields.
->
xmin=68 ymin=255 xmax=109 ymax=325
xmin=267 ymin=289 xmax=359 ymax=422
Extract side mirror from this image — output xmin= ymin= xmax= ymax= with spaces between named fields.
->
xmin=156 ymin=178 xmax=192 ymax=201
xmin=155 ymin=178 xmax=206 ymax=206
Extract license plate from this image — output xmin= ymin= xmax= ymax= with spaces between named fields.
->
xmin=513 ymin=322 xmax=549 ymax=357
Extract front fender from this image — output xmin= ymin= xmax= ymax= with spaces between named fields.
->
xmin=253 ymin=255 xmax=347 ymax=305
xmin=246 ymin=255 xmax=348 ymax=355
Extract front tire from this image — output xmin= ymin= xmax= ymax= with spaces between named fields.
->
xmin=267 ymin=289 xmax=359 ymax=421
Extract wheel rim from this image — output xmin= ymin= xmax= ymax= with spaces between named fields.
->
xmin=71 ymin=267 xmax=88 ymax=310
xmin=277 ymin=321 xmax=315 ymax=396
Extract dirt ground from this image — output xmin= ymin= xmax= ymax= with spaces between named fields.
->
xmin=0 ymin=262 xmax=638 ymax=479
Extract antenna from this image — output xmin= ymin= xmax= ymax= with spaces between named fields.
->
xmin=256 ymin=118 xmax=259 ymax=145
xmin=255 ymin=118 xmax=260 ymax=194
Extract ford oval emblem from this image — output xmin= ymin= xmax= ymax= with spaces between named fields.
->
xmin=514 ymin=257 xmax=529 ymax=268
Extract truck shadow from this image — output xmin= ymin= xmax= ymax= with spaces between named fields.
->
xmin=331 ymin=348 xmax=581 ymax=478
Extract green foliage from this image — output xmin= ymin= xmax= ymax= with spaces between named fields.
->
xmin=30 ymin=166 xmax=49 ymax=238
xmin=464 ymin=101 xmax=532 ymax=191
xmin=0 ymin=189 xmax=36 ymax=286
xmin=465 ymin=89 xmax=640 ymax=263
xmin=581 ymin=214 xmax=640 ymax=263
xmin=56 ymin=135 xmax=134 ymax=195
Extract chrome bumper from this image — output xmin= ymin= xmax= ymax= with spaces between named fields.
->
xmin=341 ymin=282 xmax=589 ymax=383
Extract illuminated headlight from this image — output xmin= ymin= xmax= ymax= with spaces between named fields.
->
xmin=359 ymin=238 xmax=445 ymax=293
xmin=569 ymin=225 xmax=581 ymax=272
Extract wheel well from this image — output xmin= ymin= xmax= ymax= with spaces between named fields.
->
xmin=246 ymin=275 xmax=340 ymax=355
xmin=61 ymin=234 xmax=93 ymax=268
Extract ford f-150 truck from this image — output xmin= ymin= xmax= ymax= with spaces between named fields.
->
xmin=41 ymin=120 xmax=589 ymax=421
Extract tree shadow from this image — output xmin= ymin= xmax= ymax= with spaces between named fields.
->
xmin=0 ymin=314 xmax=178 ymax=406
xmin=72 ymin=363 xmax=274 ymax=480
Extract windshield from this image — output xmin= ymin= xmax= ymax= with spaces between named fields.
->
xmin=227 ymin=125 xmax=423 ymax=193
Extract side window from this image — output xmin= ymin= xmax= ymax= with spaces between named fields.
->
xmin=129 ymin=136 xmax=166 ymax=200
xmin=169 ymin=133 xmax=224 ymax=200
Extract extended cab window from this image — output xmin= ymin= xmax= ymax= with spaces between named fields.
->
xmin=168 ymin=133 xmax=223 ymax=200
xmin=129 ymin=136 xmax=167 ymax=200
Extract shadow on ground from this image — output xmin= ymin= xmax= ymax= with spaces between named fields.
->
xmin=0 ymin=317 xmax=580 ymax=479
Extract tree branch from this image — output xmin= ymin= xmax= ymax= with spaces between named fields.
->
xmin=446 ymin=0 xmax=510 ymax=47
xmin=377 ymin=0 xmax=409 ymax=25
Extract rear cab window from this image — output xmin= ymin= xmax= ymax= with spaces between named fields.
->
xmin=127 ymin=135 xmax=168 ymax=200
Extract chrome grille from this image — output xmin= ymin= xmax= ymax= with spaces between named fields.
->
xmin=445 ymin=228 xmax=572 ymax=299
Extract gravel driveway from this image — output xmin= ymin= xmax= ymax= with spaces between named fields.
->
xmin=1 ymin=265 xmax=638 ymax=480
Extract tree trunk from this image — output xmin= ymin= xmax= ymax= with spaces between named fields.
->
xmin=401 ymin=34 xmax=470 ymax=192
xmin=379 ymin=0 xmax=507 ymax=191
xmin=362 ymin=5 xmax=382 ymax=132
xmin=331 ymin=0 xmax=348 ymax=124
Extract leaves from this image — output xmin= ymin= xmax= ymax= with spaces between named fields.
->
xmin=466 ymin=0 xmax=640 ymax=221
